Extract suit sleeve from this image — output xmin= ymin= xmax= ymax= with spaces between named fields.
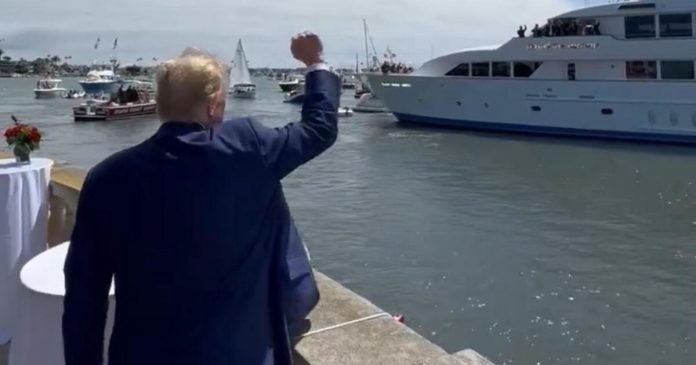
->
xmin=248 ymin=69 xmax=341 ymax=179
xmin=63 ymin=171 xmax=114 ymax=365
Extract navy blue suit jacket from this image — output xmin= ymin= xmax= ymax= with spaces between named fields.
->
xmin=63 ymin=70 xmax=341 ymax=365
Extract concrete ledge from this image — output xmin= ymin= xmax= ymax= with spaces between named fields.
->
xmin=298 ymin=273 xmax=495 ymax=365
xmin=51 ymin=164 xmax=87 ymax=207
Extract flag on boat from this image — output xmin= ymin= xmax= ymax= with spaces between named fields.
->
xmin=152 ymin=57 xmax=158 ymax=61
xmin=113 ymin=38 xmax=118 ymax=50
xmin=94 ymin=37 xmax=101 ymax=50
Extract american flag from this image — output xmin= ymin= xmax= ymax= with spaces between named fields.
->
xmin=94 ymin=37 xmax=101 ymax=50
xmin=113 ymin=38 xmax=118 ymax=50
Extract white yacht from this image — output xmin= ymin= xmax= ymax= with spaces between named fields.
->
xmin=368 ymin=0 xmax=696 ymax=143
xmin=79 ymin=65 xmax=119 ymax=95
xmin=228 ymin=39 xmax=256 ymax=99
xmin=33 ymin=78 xmax=68 ymax=98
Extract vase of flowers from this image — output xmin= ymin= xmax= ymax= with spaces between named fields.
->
xmin=4 ymin=116 xmax=42 ymax=165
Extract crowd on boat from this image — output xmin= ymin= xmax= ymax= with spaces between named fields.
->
xmin=380 ymin=61 xmax=414 ymax=74
xmin=114 ymin=85 xmax=149 ymax=104
xmin=517 ymin=18 xmax=601 ymax=38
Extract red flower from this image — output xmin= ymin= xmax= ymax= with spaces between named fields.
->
xmin=5 ymin=121 xmax=42 ymax=150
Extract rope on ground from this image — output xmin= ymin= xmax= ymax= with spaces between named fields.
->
xmin=299 ymin=312 xmax=393 ymax=338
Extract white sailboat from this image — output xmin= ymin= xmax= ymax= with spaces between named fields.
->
xmin=228 ymin=39 xmax=256 ymax=99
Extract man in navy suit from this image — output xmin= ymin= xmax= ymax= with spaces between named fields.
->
xmin=63 ymin=33 xmax=340 ymax=365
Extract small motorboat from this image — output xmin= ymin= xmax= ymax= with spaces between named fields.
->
xmin=279 ymin=77 xmax=303 ymax=92
xmin=338 ymin=107 xmax=354 ymax=117
xmin=34 ymin=78 xmax=68 ymax=99
xmin=283 ymin=89 xmax=305 ymax=104
xmin=353 ymin=93 xmax=389 ymax=113
xmin=341 ymin=75 xmax=358 ymax=90
xmin=230 ymin=84 xmax=256 ymax=99
xmin=64 ymin=90 xmax=86 ymax=99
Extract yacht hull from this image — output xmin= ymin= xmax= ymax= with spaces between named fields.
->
xmin=79 ymin=81 xmax=118 ymax=95
xmin=369 ymin=74 xmax=696 ymax=144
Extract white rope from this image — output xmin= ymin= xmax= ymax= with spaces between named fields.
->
xmin=299 ymin=312 xmax=392 ymax=338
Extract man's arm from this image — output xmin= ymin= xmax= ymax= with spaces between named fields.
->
xmin=248 ymin=67 xmax=340 ymax=179
xmin=63 ymin=171 xmax=113 ymax=365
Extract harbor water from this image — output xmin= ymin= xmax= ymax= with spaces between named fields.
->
xmin=1 ymin=77 xmax=695 ymax=364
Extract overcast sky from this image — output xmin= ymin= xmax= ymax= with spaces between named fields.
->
xmin=1 ymin=0 xmax=584 ymax=68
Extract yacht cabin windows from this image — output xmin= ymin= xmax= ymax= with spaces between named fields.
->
xmin=513 ymin=62 xmax=541 ymax=78
xmin=445 ymin=63 xmax=470 ymax=76
xmin=659 ymin=14 xmax=693 ymax=37
xmin=660 ymin=61 xmax=695 ymax=80
xmin=445 ymin=62 xmax=544 ymax=78
xmin=625 ymin=15 xmax=656 ymax=38
xmin=626 ymin=61 xmax=657 ymax=79
xmin=492 ymin=62 xmax=510 ymax=77
xmin=472 ymin=63 xmax=490 ymax=77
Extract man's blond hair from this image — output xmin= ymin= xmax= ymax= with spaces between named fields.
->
xmin=156 ymin=48 xmax=225 ymax=121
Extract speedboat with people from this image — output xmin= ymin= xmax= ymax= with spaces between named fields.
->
xmin=78 ymin=65 xmax=120 ymax=94
xmin=64 ymin=90 xmax=86 ymax=99
xmin=368 ymin=0 xmax=696 ymax=144
xmin=33 ymin=78 xmax=68 ymax=98
xmin=228 ymin=39 xmax=256 ymax=99
xmin=73 ymin=82 xmax=155 ymax=122
xmin=120 ymin=79 xmax=154 ymax=93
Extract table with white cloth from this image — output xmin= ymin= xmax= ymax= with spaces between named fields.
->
xmin=9 ymin=242 xmax=115 ymax=365
xmin=0 ymin=158 xmax=53 ymax=344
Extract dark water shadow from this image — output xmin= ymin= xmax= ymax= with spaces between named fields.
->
xmin=293 ymin=350 xmax=311 ymax=365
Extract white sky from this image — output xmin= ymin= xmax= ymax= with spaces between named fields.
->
xmin=0 ymin=0 xmax=582 ymax=67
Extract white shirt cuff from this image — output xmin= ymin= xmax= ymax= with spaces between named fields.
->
xmin=306 ymin=62 xmax=330 ymax=74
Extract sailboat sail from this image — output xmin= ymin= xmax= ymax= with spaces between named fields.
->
xmin=230 ymin=39 xmax=253 ymax=86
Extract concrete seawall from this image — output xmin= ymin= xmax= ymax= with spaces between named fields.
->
xmin=0 ymin=154 xmax=494 ymax=365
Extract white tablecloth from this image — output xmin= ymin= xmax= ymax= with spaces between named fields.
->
xmin=9 ymin=242 xmax=115 ymax=365
xmin=0 ymin=157 xmax=52 ymax=344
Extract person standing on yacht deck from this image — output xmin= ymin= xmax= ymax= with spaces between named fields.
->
xmin=62 ymin=32 xmax=340 ymax=365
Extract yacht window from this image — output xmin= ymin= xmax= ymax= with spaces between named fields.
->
xmin=659 ymin=14 xmax=693 ymax=37
xmin=472 ymin=62 xmax=490 ymax=77
xmin=567 ymin=63 xmax=576 ymax=81
xmin=513 ymin=62 xmax=542 ymax=78
xmin=626 ymin=61 xmax=657 ymax=79
xmin=618 ymin=3 xmax=655 ymax=10
xmin=445 ymin=63 xmax=470 ymax=76
xmin=625 ymin=15 xmax=656 ymax=38
xmin=661 ymin=61 xmax=695 ymax=80
xmin=492 ymin=62 xmax=510 ymax=77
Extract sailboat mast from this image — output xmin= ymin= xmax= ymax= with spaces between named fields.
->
xmin=363 ymin=19 xmax=369 ymax=70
